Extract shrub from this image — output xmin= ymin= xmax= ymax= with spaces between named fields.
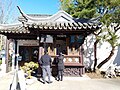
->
xmin=20 ymin=61 xmax=39 ymax=79
xmin=0 ymin=60 xmax=2 ymax=65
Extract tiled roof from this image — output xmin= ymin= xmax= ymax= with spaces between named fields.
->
xmin=0 ymin=6 xmax=102 ymax=34
xmin=0 ymin=24 xmax=30 ymax=34
xmin=27 ymin=21 xmax=101 ymax=31
xmin=0 ymin=22 xmax=101 ymax=34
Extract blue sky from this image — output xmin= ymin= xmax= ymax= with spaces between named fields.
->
xmin=17 ymin=0 xmax=60 ymax=15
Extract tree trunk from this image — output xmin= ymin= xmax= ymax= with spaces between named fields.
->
xmin=93 ymin=40 xmax=99 ymax=72
xmin=97 ymin=47 xmax=115 ymax=69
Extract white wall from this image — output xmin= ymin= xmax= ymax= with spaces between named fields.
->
xmin=97 ymin=42 xmax=118 ymax=71
xmin=83 ymin=35 xmax=95 ymax=70
xmin=83 ymin=34 xmax=119 ymax=71
xmin=113 ymin=46 xmax=120 ymax=66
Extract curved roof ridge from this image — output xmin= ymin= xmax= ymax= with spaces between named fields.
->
xmin=17 ymin=6 xmax=51 ymax=21
xmin=17 ymin=6 xmax=74 ymax=22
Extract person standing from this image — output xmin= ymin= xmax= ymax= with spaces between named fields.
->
xmin=39 ymin=51 xmax=52 ymax=84
xmin=56 ymin=52 xmax=64 ymax=81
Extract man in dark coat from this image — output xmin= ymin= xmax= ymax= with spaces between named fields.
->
xmin=39 ymin=51 xmax=52 ymax=84
xmin=56 ymin=52 xmax=64 ymax=81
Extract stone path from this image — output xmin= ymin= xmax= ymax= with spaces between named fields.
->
xmin=0 ymin=71 xmax=120 ymax=90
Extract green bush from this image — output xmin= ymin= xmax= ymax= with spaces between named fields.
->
xmin=20 ymin=61 xmax=39 ymax=79
xmin=0 ymin=60 xmax=2 ymax=65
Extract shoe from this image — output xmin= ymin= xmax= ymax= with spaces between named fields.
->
xmin=60 ymin=79 xmax=63 ymax=81
xmin=57 ymin=79 xmax=60 ymax=81
xmin=48 ymin=81 xmax=53 ymax=84
xmin=42 ymin=82 xmax=45 ymax=84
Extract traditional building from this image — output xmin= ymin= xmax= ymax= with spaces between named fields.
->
xmin=0 ymin=7 xmax=101 ymax=76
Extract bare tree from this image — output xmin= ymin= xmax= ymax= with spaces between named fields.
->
xmin=0 ymin=0 xmax=17 ymax=24
xmin=0 ymin=0 xmax=17 ymax=51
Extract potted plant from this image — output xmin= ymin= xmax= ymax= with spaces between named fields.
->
xmin=0 ymin=60 xmax=2 ymax=65
xmin=0 ymin=60 xmax=2 ymax=71
xmin=20 ymin=61 xmax=39 ymax=79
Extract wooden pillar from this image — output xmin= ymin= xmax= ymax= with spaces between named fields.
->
xmin=37 ymin=34 xmax=42 ymax=77
xmin=54 ymin=36 xmax=56 ymax=55
xmin=66 ymin=37 xmax=69 ymax=55
xmin=80 ymin=45 xmax=83 ymax=65
xmin=80 ymin=45 xmax=85 ymax=74
xmin=38 ymin=35 xmax=43 ymax=60
xmin=6 ymin=38 xmax=9 ymax=73
xmin=14 ymin=39 xmax=18 ymax=69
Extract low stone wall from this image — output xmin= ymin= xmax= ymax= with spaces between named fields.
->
xmin=64 ymin=66 xmax=84 ymax=76
xmin=51 ymin=65 xmax=84 ymax=77
xmin=37 ymin=65 xmax=85 ymax=78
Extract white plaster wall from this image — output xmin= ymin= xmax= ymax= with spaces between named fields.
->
xmin=97 ymin=42 xmax=118 ymax=71
xmin=83 ymin=35 xmax=95 ymax=70
xmin=83 ymin=34 xmax=119 ymax=71
xmin=113 ymin=46 xmax=120 ymax=66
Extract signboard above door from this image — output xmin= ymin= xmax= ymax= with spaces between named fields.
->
xmin=40 ymin=35 xmax=53 ymax=43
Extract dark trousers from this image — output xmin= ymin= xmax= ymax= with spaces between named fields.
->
xmin=58 ymin=70 xmax=63 ymax=81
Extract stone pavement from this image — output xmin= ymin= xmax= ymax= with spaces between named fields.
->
xmin=0 ymin=71 xmax=120 ymax=90
xmin=26 ymin=76 xmax=120 ymax=90
xmin=0 ymin=71 xmax=90 ymax=90
xmin=0 ymin=71 xmax=14 ymax=90
xmin=26 ymin=74 xmax=91 ymax=90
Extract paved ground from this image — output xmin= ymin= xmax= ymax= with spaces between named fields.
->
xmin=0 ymin=71 xmax=120 ymax=90
xmin=0 ymin=72 xmax=14 ymax=90
xmin=26 ymin=77 xmax=120 ymax=90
